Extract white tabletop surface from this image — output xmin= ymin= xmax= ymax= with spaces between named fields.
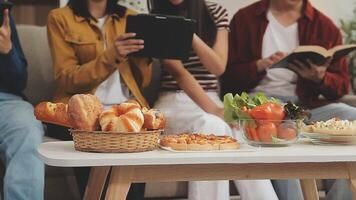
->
xmin=38 ymin=141 xmax=356 ymax=167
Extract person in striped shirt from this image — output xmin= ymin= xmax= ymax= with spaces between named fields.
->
xmin=148 ymin=0 xmax=278 ymax=199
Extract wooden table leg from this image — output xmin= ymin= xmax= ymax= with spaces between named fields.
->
xmin=105 ymin=166 xmax=133 ymax=200
xmin=349 ymin=179 xmax=356 ymax=200
xmin=83 ymin=166 xmax=111 ymax=200
xmin=300 ymin=179 xmax=319 ymax=200
xmin=347 ymin=163 xmax=356 ymax=200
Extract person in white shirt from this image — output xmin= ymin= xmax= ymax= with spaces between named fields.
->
xmin=46 ymin=0 xmax=152 ymax=199
xmin=223 ymin=0 xmax=355 ymax=199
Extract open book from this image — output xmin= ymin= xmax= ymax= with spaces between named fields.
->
xmin=271 ymin=44 xmax=356 ymax=69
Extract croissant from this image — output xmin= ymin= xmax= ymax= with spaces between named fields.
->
xmin=34 ymin=102 xmax=71 ymax=127
xmin=100 ymin=102 xmax=144 ymax=132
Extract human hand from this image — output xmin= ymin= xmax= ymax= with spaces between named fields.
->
xmin=0 ymin=9 xmax=12 ymax=54
xmin=191 ymin=33 xmax=202 ymax=48
xmin=212 ymin=106 xmax=225 ymax=119
xmin=289 ymin=59 xmax=330 ymax=84
xmin=256 ymin=51 xmax=287 ymax=72
xmin=114 ymin=33 xmax=144 ymax=58
xmin=228 ymin=122 xmax=240 ymax=130
xmin=212 ymin=107 xmax=240 ymax=129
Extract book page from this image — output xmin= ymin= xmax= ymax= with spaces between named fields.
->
xmin=329 ymin=44 xmax=356 ymax=55
xmin=293 ymin=45 xmax=329 ymax=57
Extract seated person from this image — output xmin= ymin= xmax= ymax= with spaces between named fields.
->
xmin=221 ymin=0 xmax=355 ymax=199
xmin=46 ymin=0 xmax=152 ymax=198
xmin=149 ymin=0 xmax=278 ymax=199
xmin=0 ymin=9 xmax=44 ymax=200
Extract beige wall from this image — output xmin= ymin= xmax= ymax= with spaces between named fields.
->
xmin=59 ymin=0 xmax=356 ymax=25
xmin=212 ymin=0 xmax=356 ymax=25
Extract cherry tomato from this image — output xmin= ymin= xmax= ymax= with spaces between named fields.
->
xmin=257 ymin=122 xmax=277 ymax=142
xmin=269 ymin=103 xmax=285 ymax=121
xmin=277 ymin=126 xmax=297 ymax=140
xmin=250 ymin=103 xmax=285 ymax=121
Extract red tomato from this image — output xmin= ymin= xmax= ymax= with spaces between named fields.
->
xmin=250 ymin=103 xmax=285 ymax=121
xmin=269 ymin=103 xmax=285 ymax=121
xmin=249 ymin=104 xmax=273 ymax=120
xmin=257 ymin=122 xmax=277 ymax=142
xmin=277 ymin=126 xmax=297 ymax=140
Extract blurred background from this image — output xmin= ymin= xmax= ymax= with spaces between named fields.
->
xmin=12 ymin=0 xmax=356 ymax=26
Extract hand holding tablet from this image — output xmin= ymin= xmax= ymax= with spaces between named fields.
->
xmin=125 ymin=14 xmax=196 ymax=60
xmin=114 ymin=33 xmax=144 ymax=58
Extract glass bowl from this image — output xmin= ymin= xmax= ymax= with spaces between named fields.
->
xmin=240 ymin=119 xmax=302 ymax=147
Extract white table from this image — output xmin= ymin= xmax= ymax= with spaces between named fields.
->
xmin=38 ymin=141 xmax=356 ymax=200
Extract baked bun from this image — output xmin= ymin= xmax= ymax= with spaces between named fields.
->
xmin=100 ymin=102 xmax=144 ymax=132
xmin=68 ymin=94 xmax=103 ymax=131
xmin=142 ymin=108 xmax=166 ymax=130
xmin=34 ymin=102 xmax=71 ymax=127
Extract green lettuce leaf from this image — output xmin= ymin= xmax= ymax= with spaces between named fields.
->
xmin=223 ymin=93 xmax=255 ymax=126
xmin=271 ymin=136 xmax=287 ymax=143
xmin=223 ymin=92 xmax=282 ymax=124
xmin=223 ymin=93 xmax=238 ymax=122
xmin=252 ymin=92 xmax=282 ymax=106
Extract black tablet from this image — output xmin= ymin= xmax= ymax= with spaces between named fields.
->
xmin=126 ymin=14 xmax=196 ymax=60
xmin=0 ymin=1 xmax=13 ymax=26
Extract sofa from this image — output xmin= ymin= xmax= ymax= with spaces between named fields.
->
xmin=16 ymin=24 xmax=356 ymax=199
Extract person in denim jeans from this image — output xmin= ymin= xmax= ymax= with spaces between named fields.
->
xmin=0 ymin=8 xmax=44 ymax=200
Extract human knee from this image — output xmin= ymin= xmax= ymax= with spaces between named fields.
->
xmin=4 ymin=105 xmax=43 ymax=154
xmin=6 ymin=102 xmax=43 ymax=137
xmin=328 ymin=103 xmax=356 ymax=119
xmin=6 ymin=100 xmax=36 ymax=121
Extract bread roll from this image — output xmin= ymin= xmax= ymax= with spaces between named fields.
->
xmin=142 ymin=108 xmax=166 ymax=130
xmin=68 ymin=94 xmax=103 ymax=131
xmin=34 ymin=102 xmax=71 ymax=127
xmin=100 ymin=102 xmax=144 ymax=132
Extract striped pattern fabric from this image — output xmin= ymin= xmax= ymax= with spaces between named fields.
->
xmin=160 ymin=1 xmax=229 ymax=92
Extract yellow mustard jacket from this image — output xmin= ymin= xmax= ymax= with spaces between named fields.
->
xmin=47 ymin=6 xmax=152 ymax=107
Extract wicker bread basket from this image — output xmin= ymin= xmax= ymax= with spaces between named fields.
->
xmin=70 ymin=129 xmax=163 ymax=153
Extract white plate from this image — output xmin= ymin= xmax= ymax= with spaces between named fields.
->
xmin=301 ymin=132 xmax=356 ymax=145
xmin=159 ymin=143 xmax=259 ymax=153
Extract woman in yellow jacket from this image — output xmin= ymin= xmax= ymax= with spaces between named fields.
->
xmin=46 ymin=0 xmax=151 ymax=198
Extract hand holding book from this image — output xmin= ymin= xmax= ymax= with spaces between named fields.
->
xmin=270 ymin=44 xmax=356 ymax=69
xmin=289 ymin=59 xmax=330 ymax=83
xmin=256 ymin=51 xmax=287 ymax=72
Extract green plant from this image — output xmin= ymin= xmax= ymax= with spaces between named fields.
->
xmin=341 ymin=7 xmax=356 ymax=44
xmin=340 ymin=6 xmax=356 ymax=93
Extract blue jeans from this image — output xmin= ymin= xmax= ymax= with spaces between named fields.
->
xmin=0 ymin=92 xmax=44 ymax=200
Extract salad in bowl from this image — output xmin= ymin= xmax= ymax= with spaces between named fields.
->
xmin=224 ymin=92 xmax=309 ymax=146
